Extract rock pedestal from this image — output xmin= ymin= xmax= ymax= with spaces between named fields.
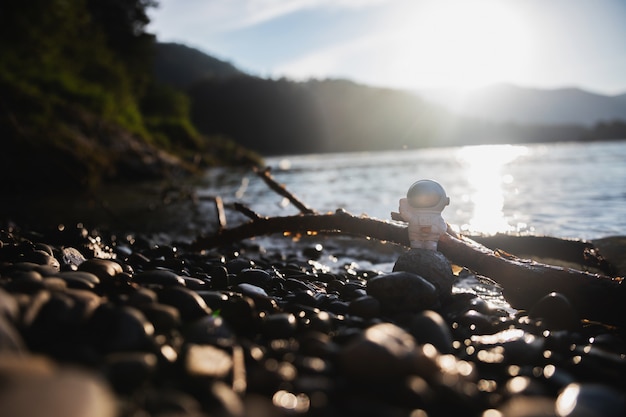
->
xmin=392 ymin=248 xmax=454 ymax=297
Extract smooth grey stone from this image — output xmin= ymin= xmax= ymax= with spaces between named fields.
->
xmin=347 ymin=295 xmax=381 ymax=319
xmin=183 ymin=315 xmax=234 ymax=346
xmin=498 ymin=396 xmax=557 ymax=417
xmin=530 ymin=292 xmax=580 ymax=331
xmin=556 ymin=383 xmax=626 ymax=417
xmin=338 ymin=322 xmax=417 ymax=380
xmin=0 ymin=316 xmax=25 ymax=352
xmin=53 ymin=271 xmax=99 ymax=290
xmin=134 ymin=269 xmax=186 ymax=287
xmin=5 ymin=270 xmax=44 ymax=293
xmin=225 ymin=258 xmax=253 ymax=275
xmin=88 ymin=305 xmax=154 ymax=352
xmin=56 ymin=271 xmax=100 ymax=285
xmin=209 ymin=265 xmax=228 ymax=290
xmin=158 ymin=287 xmax=212 ymax=321
xmin=237 ymin=283 xmax=269 ymax=298
xmin=184 ymin=344 xmax=233 ymax=378
xmin=22 ymin=250 xmax=60 ymax=271
xmin=0 ymin=355 xmax=116 ymax=417
xmin=127 ymin=287 xmax=158 ymax=307
xmin=104 ymin=352 xmax=157 ymax=394
xmin=233 ymin=268 xmax=272 ymax=289
xmin=41 ymin=277 xmax=68 ymax=291
xmin=393 ymin=248 xmax=454 ymax=296
xmin=367 ymin=271 xmax=438 ymax=313
xmin=405 ymin=310 xmax=453 ymax=354
xmin=261 ymin=313 xmax=298 ymax=339
xmin=78 ymin=259 xmax=123 ymax=281
xmin=0 ymin=288 xmax=19 ymax=321
xmin=182 ymin=276 xmax=207 ymax=290
xmin=140 ymin=303 xmax=181 ymax=334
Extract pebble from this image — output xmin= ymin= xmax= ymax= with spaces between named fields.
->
xmin=184 ymin=344 xmax=233 ymax=378
xmin=78 ymin=259 xmax=122 ymax=281
xmin=392 ymin=248 xmax=454 ymax=296
xmin=0 ymin=354 xmax=117 ymax=417
xmin=158 ymin=286 xmax=212 ymax=320
xmin=0 ymin=226 xmax=623 ymax=417
xmin=555 ymin=383 xmax=626 ymax=417
xmin=405 ymin=309 xmax=454 ymax=354
xmin=134 ymin=269 xmax=186 ymax=287
xmin=367 ymin=271 xmax=438 ymax=313
xmin=338 ymin=322 xmax=417 ymax=380
xmin=530 ymin=292 xmax=580 ymax=331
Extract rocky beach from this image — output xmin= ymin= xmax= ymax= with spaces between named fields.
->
xmin=1 ymin=221 xmax=625 ymax=417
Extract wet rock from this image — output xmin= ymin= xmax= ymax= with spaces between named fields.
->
xmin=348 ymin=295 xmax=381 ymax=319
xmin=78 ymin=259 xmax=122 ymax=282
xmin=367 ymin=271 xmax=438 ymax=313
xmin=184 ymin=344 xmax=233 ymax=378
xmin=88 ymin=304 xmax=155 ymax=352
xmin=209 ymin=265 xmax=229 ymax=290
xmin=22 ymin=250 xmax=61 ymax=270
xmin=338 ymin=322 xmax=417 ymax=380
xmin=556 ymin=383 xmax=626 ymax=417
xmin=54 ymin=271 xmax=100 ymax=290
xmin=261 ymin=313 xmax=298 ymax=339
xmin=0 ymin=354 xmax=117 ymax=417
xmin=140 ymin=303 xmax=181 ymax=334
xmin=393 ymin=248 xmax=454 ymax=296
xmin=183 ymin=315 xmax=234 ymax=346
xmin=225 ymin=258 xmax=253 ymax=275
xmin=0 ymin=316 xmax=25 ymax=352
xmin=134 ymin=269 xmax=186 ymax=287
xmin=0 ymin=288 xmax=19 ymax=321
xmin=60 ymin=247 xmax=87 ymax=270
xmin=497 ymin=396 xmax=557 ymax=417
xmin=158 ymin=286 xmax=212 ymax=321
xmin=233 ymin=268 xmax=272 ymax=289
xmin=530 ymin=292 xmax=580 ymax=331
xmin=104 ymin=352 xmax=157 ymax=394
xmin=405 ymin=310 xmax=453 ymax=354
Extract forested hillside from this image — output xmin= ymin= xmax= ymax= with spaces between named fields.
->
xmin=0 ymin=1 xmax=258 ymax=193
xmin=152 ymin=43 xmax=623 ymax=156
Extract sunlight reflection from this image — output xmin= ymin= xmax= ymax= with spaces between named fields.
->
xmin=456 ymin=145 xmax=529 ymax=235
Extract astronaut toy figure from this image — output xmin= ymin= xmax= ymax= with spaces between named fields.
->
xmin=399 ymin=179 xmax=449 ymax=251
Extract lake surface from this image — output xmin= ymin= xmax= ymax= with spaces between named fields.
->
xmin=3 ymin=140 xmax=625 ymax=242
xmin=203 ymin=140 xmax=626 ymax=241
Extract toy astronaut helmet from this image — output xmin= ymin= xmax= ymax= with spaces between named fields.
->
xmin=406 ymin=179 xmax=450 ymax=212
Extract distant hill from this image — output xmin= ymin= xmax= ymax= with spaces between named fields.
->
xmin=421 ymin=84 xmax=626 ymax=126
xmin=154 ymin=43 xmax=626 ymax=155
xmin=153 ymin=42 xmax=242 ymax=89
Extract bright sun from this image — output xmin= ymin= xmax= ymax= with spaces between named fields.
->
xmin=387 ymin=0 xmax=533 ymax=90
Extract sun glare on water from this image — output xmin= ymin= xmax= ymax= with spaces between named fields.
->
xmin=456 ymin=144 xmax=529 ymax=235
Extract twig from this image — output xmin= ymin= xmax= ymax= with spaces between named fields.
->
xmin=233 ymin=202 xmax=263 ymax=220
xmin=214 ymin=196 xmax=227 ymax=230
xmin=254 ymin=166 xmax=316 ymax=214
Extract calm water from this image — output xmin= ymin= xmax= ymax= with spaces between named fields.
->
xmin=201 ymin=140 xmax=626 ymax=240
xmin=4 ymin=141 xmax=625 ymax=241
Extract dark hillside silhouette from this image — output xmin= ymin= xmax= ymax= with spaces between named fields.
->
xmin=154 ymin=42 xmax=242 ymax=90
xmin=189 ymin=76 xmax=327 ymax=155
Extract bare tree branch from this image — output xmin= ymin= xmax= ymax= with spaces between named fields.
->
xmin=191 ymin=210 xmax=625 ymax=326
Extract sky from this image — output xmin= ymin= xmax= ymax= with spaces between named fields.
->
xmin=148 ymin=0 xmax=626 ymax=95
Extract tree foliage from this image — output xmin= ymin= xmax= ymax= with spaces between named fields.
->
xmin=0 ymin=0 xmax=259 ymax=192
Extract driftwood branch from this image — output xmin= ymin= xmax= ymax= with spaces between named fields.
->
xmin=254 ymin=167 xmax=316 ymax=214
xmin=191 ymin=210 xmax=625 ymax=326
